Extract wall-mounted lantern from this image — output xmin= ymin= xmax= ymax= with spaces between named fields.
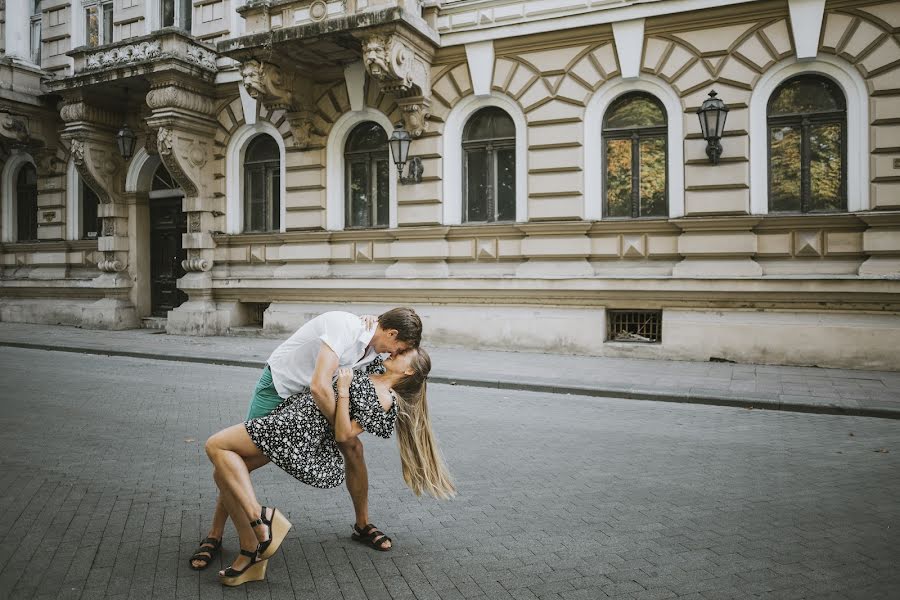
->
xmin=116 ymin=123 xmax=137 ymax=161
xmin=388 ymin=122 xmax=423 ymax=184
xmin=697 ymin=90 xmax=729 ymax=165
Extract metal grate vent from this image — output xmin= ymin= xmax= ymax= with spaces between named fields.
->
xmin=606 ymin=310 xmax=662 ymax=343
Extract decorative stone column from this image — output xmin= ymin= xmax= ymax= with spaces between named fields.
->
xmin=59 ymin=96 xmax=138 ymax=329
xmin=145 ymin=77 xmax=224 ymax=334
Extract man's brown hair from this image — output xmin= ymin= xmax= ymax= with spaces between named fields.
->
xmin=378 ymin=307 xmax=422 ymax=347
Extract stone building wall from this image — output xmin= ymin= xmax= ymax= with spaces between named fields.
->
xmin=1 ymin=0 xmax=899 ymax=370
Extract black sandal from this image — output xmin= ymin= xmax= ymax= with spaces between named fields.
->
xmin=352 ymin=523 xmax=393 ymax=551
xmin=219 ymin=548 xmax=267 ymax=587
xmin=252 ymin=506 xmax=292 ymax=560
xmin=189 ymin=536 xmax=222 ymax=570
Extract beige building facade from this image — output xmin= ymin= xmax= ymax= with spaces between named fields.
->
xmin=1 ymin=0 xmax=899 ymax=370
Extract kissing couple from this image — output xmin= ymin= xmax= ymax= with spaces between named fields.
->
xmin=194 ymin=307 xmax=455 ymax=585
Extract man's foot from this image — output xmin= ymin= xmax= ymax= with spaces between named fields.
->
xmin=351 ymin=523 xmax=393 ymax=551
xmin=189 ymin=536 xmax=222 ymax=570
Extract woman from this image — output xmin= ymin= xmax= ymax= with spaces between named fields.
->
xmin=204 ymin=347 xmax=455 ymax=586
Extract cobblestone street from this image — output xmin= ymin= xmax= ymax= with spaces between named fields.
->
xmin=0 ymin=347 xmax=898 ymax=600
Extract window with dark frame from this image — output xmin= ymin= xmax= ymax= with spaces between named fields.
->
xmin=81 ymin=180 xmax=101 ymax=240
xmin=462 ymin=107 xmax=516 ymax=223
xmin=768 ymin=75 xmax=847 ymax=213
xmin=85 ymin=1 xmax=113 ymax=47
xmin=243 ymin=135 xmax=281 ymax=233
xmin=161 ymin=0 xmax=192 ymax=31
xmin=602 ymin=93 xmax=668 ymax=219
xmin=16 ymin=164 xmax=38 ymax=242
xmin=344 ymin=122 xmax=390 ymax=229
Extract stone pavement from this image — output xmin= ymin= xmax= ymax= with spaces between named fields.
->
xmin=0 ymin=347 xmax=898 ymax=600
xmin=0 ymin=322 xmax=898 ymax=419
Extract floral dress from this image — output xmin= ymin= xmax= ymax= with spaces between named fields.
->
xmin=244 ymin=358 xmax=398 ymax=489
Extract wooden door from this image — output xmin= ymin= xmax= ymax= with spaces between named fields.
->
xmin=149 ymin=197 xmax=187 ymax=317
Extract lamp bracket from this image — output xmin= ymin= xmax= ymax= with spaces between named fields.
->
xmin=398 ymin=156 xmax=423 ymax=185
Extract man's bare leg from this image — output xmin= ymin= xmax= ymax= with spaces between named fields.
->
xmin=338 ymin=438 xmax=392 ymax=550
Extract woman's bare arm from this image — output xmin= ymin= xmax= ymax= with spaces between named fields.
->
xmin=334 ymin=368 xmax=364 ymax=442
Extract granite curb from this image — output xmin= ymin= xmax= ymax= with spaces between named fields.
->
xmin=3 ymin=339 xmax=897 ymax=420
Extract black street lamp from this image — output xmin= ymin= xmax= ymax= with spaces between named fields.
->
xmin=388 ymin=122 xmax=423 ymax=184
xmin=116 ymin=122 xmax=137 ymax=161
xmin=697 ymin=90 xmax=729 ymax=165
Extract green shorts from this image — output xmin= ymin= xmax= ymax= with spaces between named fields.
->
xmin=246 ymin=365 xmax=284 ymax=420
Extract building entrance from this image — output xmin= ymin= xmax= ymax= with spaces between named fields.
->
xmin=148 ymin=165 xmax=187 ymax=317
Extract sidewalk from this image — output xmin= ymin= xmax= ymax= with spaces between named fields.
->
xmin=1 ymin=321 xmax=898 ymax=419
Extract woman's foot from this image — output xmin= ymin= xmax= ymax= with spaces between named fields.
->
xmin=252 ymin=506 xmax=293 ymax=560
xmin=352 ymin=523 xmax=393 ymax=551
xmin=189 ymin=536 xmax=222 ymax=570
xmin=218 ymin=548 xmax=267 ymax=587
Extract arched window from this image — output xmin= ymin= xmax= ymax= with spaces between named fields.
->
xmin=768 ymin=75 xmax=846 ymax=213
xmin=16 ymin=163 xmax=38 ymax=242
xmin=243 ymin=135 xmax=280 ymax=232
xmin=344 ymin=122 xmax=389 ymax=229
xmin=463 ymin=107 xmax=515 ymax=223
xmin=602 ymin=93 xmax=667 ymax=218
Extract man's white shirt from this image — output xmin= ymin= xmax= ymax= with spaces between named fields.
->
xmin=267 ymin=311 xmax=382 ymax=398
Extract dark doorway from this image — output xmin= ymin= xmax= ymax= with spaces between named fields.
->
xmin=149 ymin=196 xmax=187 ymax=317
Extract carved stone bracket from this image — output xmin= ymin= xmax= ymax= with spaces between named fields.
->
xmin=360 ymin=31 xmax=434 ymax=137
xmin=240 ymin=60 xmax=294 ymax=110
xmin=0 ymin=111 xmax=30 ymax=145
xmin=69 ymin=138 xmax=122 ymax=205
xmin=145 ymin=82 xmax=216 ymax=117
xmin=59 ymin=100 xmax=120 ymax=129
xmin=156 ymin=127 xmax=200 ymax=197
xmin=396 ymin=96 xmax=431 ymax=138
xmin=285 ymin=110 xmax=325 ymax=149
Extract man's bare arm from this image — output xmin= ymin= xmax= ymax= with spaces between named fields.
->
xmin=310 ymin=342 xmax=340 ymax=425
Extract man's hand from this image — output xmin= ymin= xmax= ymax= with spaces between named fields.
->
xmin=359 ymin=314 xmax=378 ymax=329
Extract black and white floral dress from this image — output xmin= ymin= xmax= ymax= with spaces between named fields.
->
xmin=244 ymin=358 xmax=398 ymax=489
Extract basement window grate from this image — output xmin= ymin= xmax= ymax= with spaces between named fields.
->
xmin=606 ymin=310 xmax=662 ymax=343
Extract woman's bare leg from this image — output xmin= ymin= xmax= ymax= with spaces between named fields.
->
xmin=191 ymin=453 xmax=269 ymax=569
xmin=205 ymin=425 xmax=274 ymax=563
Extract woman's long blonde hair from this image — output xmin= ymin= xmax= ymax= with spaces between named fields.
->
xmin=391 ymin=348 xmax=456 ymax=499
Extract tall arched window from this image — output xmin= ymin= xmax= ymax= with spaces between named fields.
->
xmin=768 ymin=75 xmax=846 ymax=213
xmin=344 ymin=122 xmax=389 ymax=229
xmin=602 ymin=93 xmax=667 ymax=218
xmin=16 ymin=164 xmax=38 ymax=242
xmin=463 ymin=107 xmax=515 ymax=223
xmin=243 ymin=135 xmax=280 ymax=232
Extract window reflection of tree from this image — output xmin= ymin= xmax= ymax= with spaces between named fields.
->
xmin=462 ymin=107 xmax=516 ymax=223
xmin=602 ymin=93 xmax=668 ymax=219
xmin=768 ymin=75 xmax=846 ymax=213
xmin=344 ymin=122 xmax=389 ymax=229
xmin=243 ymin=135 xmax=281 ymax=232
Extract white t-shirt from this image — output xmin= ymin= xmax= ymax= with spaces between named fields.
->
xmin=267 ymin=311 xmax=380 ymax=398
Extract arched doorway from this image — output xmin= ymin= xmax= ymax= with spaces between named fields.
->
xmin=149 ymin=163 xmax=187 ymax=316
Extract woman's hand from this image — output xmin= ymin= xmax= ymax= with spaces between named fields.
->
xmin=359 ymin=314 xmax=378 ymax=329
xmin=337 ymin=367 xmax=353 ymax=397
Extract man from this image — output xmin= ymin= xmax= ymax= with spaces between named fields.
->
xmin=190 ymin=307 xmax=422 ymax=569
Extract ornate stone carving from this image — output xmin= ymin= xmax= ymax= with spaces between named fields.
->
xmin=98 ymin=255 xmax=125 ymax=272
xmin=85 ymin=40 xmax=162 ymax=70
xmin=157 ymin=127 xmax=199 ymax=197
xmin=146 ymin=83 xmax=215 ymax=115
xmin=0 ymin=111 xmax=29 ymax=143
xmin=188 ymin=212 xmax=202 ymax=233
xmin=285 ymin=110 xmax=325 ymax=149
xmin=397 ymin=97 xmax=430 ymax=138
xmin=59 ymin=101 xmax=119 ymax=128
xmin=69 ymin=139 xmax=113 ymax=204
xmin=184 ymin=44 xmax=218 ymax=70
xmin=182 ymin=249 xmax=211 ymax=272
xmin=240 ymin=60 xmax=294 ymax=110
xmin=362 ymin=34 xmax=429 ymax=98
